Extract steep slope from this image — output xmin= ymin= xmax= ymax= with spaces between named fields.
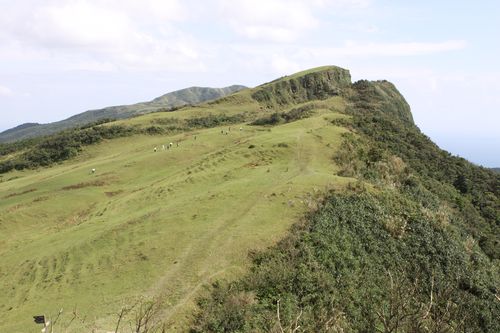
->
xmin=0 ymin=66 xmax=498 ymax=332
xmin=0 ymin=85 xmax=246 ymax=143
xmin=0 ymin=68 xmax=350 ymax=332
xmin=193 ymin=72 xmax=500 ymax=333
xmin=251 ymin=66 xmax=351 ymax=108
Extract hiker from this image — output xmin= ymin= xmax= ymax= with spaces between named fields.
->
xmin=154 ymin=147 xmax=157 ymax=152
xmin=91 ymin=168 xmax=96 ymax=174
xmin=239 ymin=127 xmax=243 ymax=131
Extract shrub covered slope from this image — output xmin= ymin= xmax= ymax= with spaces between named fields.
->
xmin=192 ymin=70 xmax=499 ymax=332
xmin=0 ymin=66 xmax=498 ymax=332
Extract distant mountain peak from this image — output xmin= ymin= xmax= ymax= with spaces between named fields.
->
xmin=0 ymin=85 xmax=246 ymax=143
xmin=0 ymin=122 xmax=41 ymax=135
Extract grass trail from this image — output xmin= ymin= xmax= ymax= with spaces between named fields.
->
xmin=0 ymin=99 xmax=350 ymax=332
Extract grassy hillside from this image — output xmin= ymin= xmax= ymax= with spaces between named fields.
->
xmin=192 ymin=75 xmax=500 ymax=333
xmin=0 ymin=85 xmax=246 ymax=143
xmin=0 ymin=73 xmax=351 ymax=332
xmin=1 ymin=66 xmax=498 ymax=332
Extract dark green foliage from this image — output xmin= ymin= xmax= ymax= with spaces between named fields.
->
xmin=151 ymin=118 xmax=187 ymax=132
xmin=251 ymin=67 xmax=351 ymax=108
xmin=0 ymin=137 xmax=39 ymax=157
xmin=453 ymin=174 xmax=471 ymax=194
xmin=350 ymin=80 xmax=414 ymax=124
xmin=186 ymin=114 xmax=246 ymax=128
xmin=145 ymin=126 xmax=166 ymax=135
xmin=192 ymin=192 xmax=499 ymax=332
xmin=251 ymin=105 xmax=315 ymax=126
xmin=0 ymin=112 xmax=250 ymax=174
xmin=152 ymin=113 xmax=248 ymax=131
xmin=344 ymin=80 xmax=499 ymax=259
xmin=0 ymin=160 xmax=15 ymax=173
xmin=192 ymin=78 xmax=499 ymax=332
xmin=0 ymin=125 xmax=137 ymax=173
xmin=78 ymin=118 xmax=115 ymax=129
xmin=251 ymin=112 xmax=284 ymax=126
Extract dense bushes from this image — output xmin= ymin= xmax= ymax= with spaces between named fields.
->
xmin=186 ymin=114 xmax=246 ymax=128
xmin=0 ymin=113 xmax=252 ymax=174
xmin=192 ymin=192 xmax=499 ymax=332
xmin=0 ymin=125 xmax=137 ymax=173
xmin=343 ymin=80 xmax=499 ymax=259
xmin=191 ymin=80 xmax=499 ymax=332
xmin=193 ymin=122 xmax=499 ymax=331
xmin=251 ymin=67 xmax=351 ymax=108
xmin=251 ymin=105 xmax=315 ymax=126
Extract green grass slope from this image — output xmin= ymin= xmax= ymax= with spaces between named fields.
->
xmin=0 ymin=83 xmax=349 ymax=332
xmin=192 ymin=76 xmax=500 ymax=333
xmin=0 ymin=85 xmax=246 ymax=143
xmin=2 ymin=65 xmax=497 ymax=332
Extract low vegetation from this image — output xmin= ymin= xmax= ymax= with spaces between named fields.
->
xmin=0 ymin=113 xmax=249 ymax=174
xmin=0 ymin=124 xmax=138 ymax=173
xmin=343 ymin=80 xmax=499 ymax=259
xmin=191 ymin=78 xmax=499 ymax=332
xmin=250 ymin=105 xmax=315 ymax=126
xmin=0 ymin=89 xmax=347 ymax=332
xmin=0 ymin=85 xmax=247 ymax=143
xmin=251 ymin=66 xmax=351 ymax=108
xmin=192 ymin=191 xmax=499 ymax=332
xmin=1 ymin=66 xmax=498 ymax=332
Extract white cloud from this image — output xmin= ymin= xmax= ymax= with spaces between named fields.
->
xmin=218 ymin=0 xmax=320 ymax=42
xmin=0 ymin=0 xmax=202 ymax=71
xmin=227 ymin=39 xmax=467 ymax=79
xmin=304 ymin=40 xmax=467 ymax=58
xmin=37 ymin=1 xmax=132 ymax=48
xmin=271 ymin=55 xmax=301 ymax=75
xmin=303 ymin=0 xmax=372 ymax=9
xmin=216 ymin=0 xmax=375 ymax=43
xmin=0 ymin=85 xmax=13 ymax=97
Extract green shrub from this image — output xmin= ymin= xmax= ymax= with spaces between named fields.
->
xmin=192 ymin=80 xmax=499 ymax=332
xmin=0 ymin=124 xmax=138 ymax=173
xmin=192 ymin=192 xmax=499 ymax=332
xmin=144 ymin=126 xmax=166 ymax=135
xmin=340 ymin=80 xmax=500 ymax=259
xmin=186 ymin=114 xmax=245 ymax=128
xmin=251 ymin=105 xmax=315 ymax=126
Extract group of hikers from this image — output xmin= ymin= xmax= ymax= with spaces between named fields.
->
xmin=154 ymin=141 xmax=178 ymax=152
xmin=91 ymin=126 xmax=244 ymax=174
xmin=153 ymin=126 xmax=243 ymax=153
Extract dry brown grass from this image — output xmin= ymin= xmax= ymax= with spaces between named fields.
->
xmin=3 ymin=188 xmax=36 ymax=198
xmin=62 ymin=180 xmax=107 ymax=190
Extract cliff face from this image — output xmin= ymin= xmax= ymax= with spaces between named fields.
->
xmin=251 ymin=66 xmax=352 ymax=107
xmin=351 ymin=79 xmax=414 ymax=125
xmin=250 ymin=66 xmax=414 ymax=127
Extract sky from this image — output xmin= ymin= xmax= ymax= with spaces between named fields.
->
xmin=0 ymin=0 xmax=499 ymax=167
